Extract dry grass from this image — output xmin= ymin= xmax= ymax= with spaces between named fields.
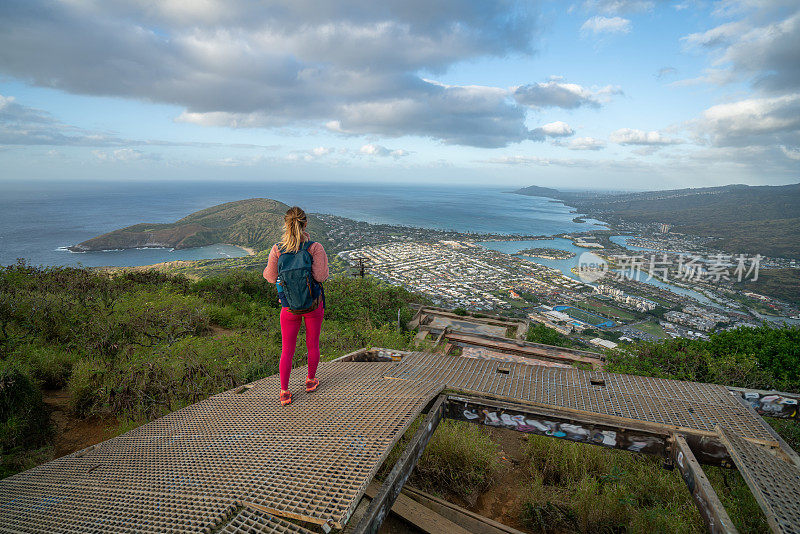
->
xmin=520 ymin=434 xmax=768 ymax=534
xmin=379 ymin=418 xmax=503 ymax=502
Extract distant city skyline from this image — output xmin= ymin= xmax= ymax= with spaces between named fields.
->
xmin=0 ymin=0 xmax=798 ymax=189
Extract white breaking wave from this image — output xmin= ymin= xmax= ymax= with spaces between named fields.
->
xmin=55 ymin=246 xmax=85 ymax=254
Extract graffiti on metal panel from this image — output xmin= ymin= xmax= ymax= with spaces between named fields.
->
xmin=741 ymin=391 xmax=798 ymax=419
xmin=466 ymin=408 xmax=619 ymax=447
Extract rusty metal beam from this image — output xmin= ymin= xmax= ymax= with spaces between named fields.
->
xmin=672 ymin=435 xmax=739 ymax=534
xmin=443 ymin=331 xmax=604 ymax=369
xmin=329 ymin=347 xmax=369 ymax=362
xmin=351 ymin=394 xmax=447 ymax=534
xmin=416 ymin=307 xmax=526 ymax=329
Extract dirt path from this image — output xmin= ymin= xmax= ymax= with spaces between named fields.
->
xmin=42 ymin=390 xmax=115 ymax=459
xmin=471 ymin=427 xmax=531 ymax=532
xmin=208 ymin=324 xmax=236 ymax=337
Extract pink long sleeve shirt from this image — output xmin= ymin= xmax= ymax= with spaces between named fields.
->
xmin=263 ymin=239 xmax=329 ymax=284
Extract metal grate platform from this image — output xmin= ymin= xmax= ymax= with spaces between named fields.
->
xmin=0 ymin=362 xmax=441 ymax=532
xmin=719 ymin=427 xmax=800 ymax=534
xmin=385 ymin=352 xmax=775 ymax=441
xmin=221 ymin=508 xmax=316 ymax=534
xmin=0 ymin=351 xmax=792 ymax=533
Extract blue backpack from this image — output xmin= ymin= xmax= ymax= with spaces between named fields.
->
xmin=276 ymin=241 xmax=323 ymax=313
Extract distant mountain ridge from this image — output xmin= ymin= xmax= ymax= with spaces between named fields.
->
xmin=70 ymin=198 xmax=327 ymax=253
xmin=511 ymin=185 xmax=567 ymax=200
xmin=513 ymin=183 xmax=800 ymax=259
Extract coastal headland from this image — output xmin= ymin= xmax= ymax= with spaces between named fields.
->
xmin=68 ymin=198 xmax=320 ymax=254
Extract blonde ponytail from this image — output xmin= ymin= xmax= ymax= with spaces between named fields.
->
xmin=280 ymin=206 xmax=307 ymax=253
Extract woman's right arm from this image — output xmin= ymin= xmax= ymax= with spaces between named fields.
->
xmin=263 ymin=245 xmax=280 ymax=283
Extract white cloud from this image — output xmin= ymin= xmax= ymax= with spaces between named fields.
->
xmin=675 ymin=3 xmax=800 ymax=161
xmin=359 ymin=144 xmax=409 ymax=158
xmin=581 ymin=16 xmax=632 ymax=35
xmin=92 ymin=148 xmax=157 ymax=162
xmin=527 ymin=121 xmax=575 ymax=142
xmin=582 ymin=0 xmax=655 ymax=13
xmin=539 ymin=121 xmax=575 ymax=137
xmin=0 ymin=0 xmax=548 ymax=148
xmin=0 ymin=93 xmax=282 ymax=150
xmin=681 ymin=10 xmax=800 ymax=91
xmin=287 ymin=146 xmax=336 ymax=161
xmin=514 ymin=81 xmax=622 ymax=109
xmin=781 ymin=145 xmax=800 ymax=160
xmin=682 ymin=21 xmax=747 ymax=49
xmin=483 ymin=155 xmax=557 ymax=166
xmin=694 ymin=93 xmax=800 ymax=146
xmin=479 ymin=154 xmax=654 ymax=172
xmin=565 ymin=137 xmax=606 ymax=150
xmin=610 ymin=128 xmax=683 ymax=145
xmin=656 ymin=67 xmax=677 ymax=79
xmin=310 ymin=146 xmax=332 ymax=157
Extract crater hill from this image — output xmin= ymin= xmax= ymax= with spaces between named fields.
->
xmin=69 ymin=198 xmax=327 ymax=253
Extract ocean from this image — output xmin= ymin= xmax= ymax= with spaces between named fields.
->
xmin=0 ymin=180 xmax=605 ymax=267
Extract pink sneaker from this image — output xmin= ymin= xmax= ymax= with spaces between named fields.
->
xmin=305 ymin=377 xmax=319 ymax=392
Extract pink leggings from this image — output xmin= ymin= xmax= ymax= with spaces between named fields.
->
xmin=279 ymin=305 xmax=324 ymax=390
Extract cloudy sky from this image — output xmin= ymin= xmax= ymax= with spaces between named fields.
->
xmin=0 ymin=0 xmax=798 ymax=189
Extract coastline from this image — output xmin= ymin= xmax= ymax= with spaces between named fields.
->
xmin=66 ymin=242 xmax=257 ymax=256
xmin=226 ymin=244 xmax=256 ymax=256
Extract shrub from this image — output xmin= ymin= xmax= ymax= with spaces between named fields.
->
xmin=707 ymin=325 xmax=800 ymax=391
xmin=0 ymin=361 xmax=52 ymax=454
xmin=768 ymin=419 xmax=800 ymax=451
xmin=68 ymin=358 xmax=107 ymax=416
xmin=526 ymin=323 xmax=573 ymax=348
xmin=11 ymin=343 xmax=75 ymax=389
xmin=323 ymin=276 xmax=417 ymax=328
xmin=607 ymin=325 xmax=800 ymax=392
xmin=192 ymin=270 xmax=278 ymax=306
xmin=69 ymin=333 xmax=281 ymax=419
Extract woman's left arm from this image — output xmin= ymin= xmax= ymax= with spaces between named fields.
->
xmin=310 ymin=242 xmax=329 ymax=282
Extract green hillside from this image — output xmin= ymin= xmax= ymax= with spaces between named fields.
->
xmin=515 ymin=183 xmax=800 ymax=258
xmin=70 ymin=198 xmax=328 ymax=253
xmin=735 ymin=268 xmax=800 ymax=306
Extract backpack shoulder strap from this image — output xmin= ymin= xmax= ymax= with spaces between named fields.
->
xmin=301 ymin=240 xmax=314 ymax=252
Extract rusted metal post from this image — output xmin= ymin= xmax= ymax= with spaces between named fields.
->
xmin=351 ymin=394 xmax=447 ymax=534
xmin=672 ymin=434 xmax=739 ymax=534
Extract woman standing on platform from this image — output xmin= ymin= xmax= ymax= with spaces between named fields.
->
xmin=263 ymin=206 xmax=328 ymax=406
